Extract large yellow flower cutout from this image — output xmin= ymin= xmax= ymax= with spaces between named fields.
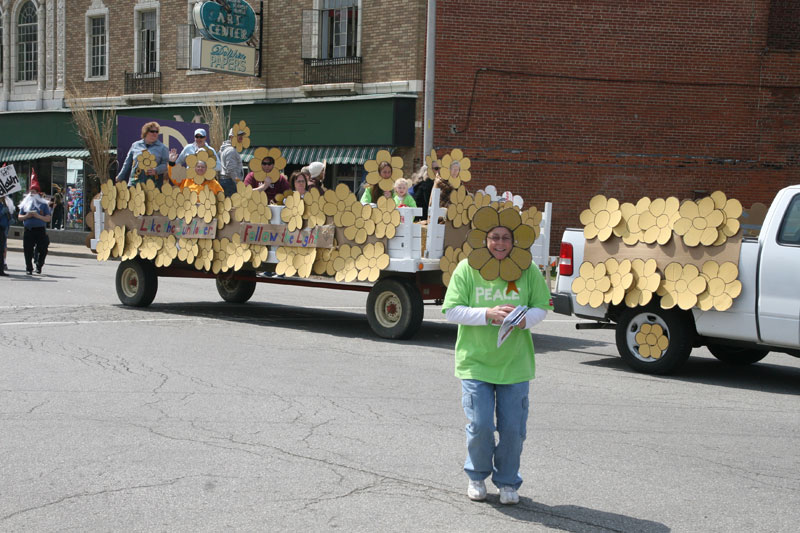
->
xmin=136 ymin=149 xmax=157 ymax=174
xmin=281 ymin=191 xmax=305 ymax=232
xmin=333 ymin=244 xmax=361 ymax=282
xmin=364 ymin=149 xmax=403 ymax=192
xmin=467 ymin=191 xmax=493 ymax=219
xmin=520 ymin=205 xmax=543 ymax=242
xmin=425 ymin=149 xmax=441 ymax=180
xmin=143 ymin=180 xmax=158 ymax=215
xmin=231 ymin=181 xmax=253 ymax=222
xmin=115 ymin=180 xmax=131 ymax=211
xmin=323 ymin=184 xmax=359 ymax=227
xmin=121 ymin=229 xmax=142 ymax=261
xmin=657 ymin=262 xmax=707 ymax=310
xmin=247 ymin=190 xmax=270 ymax=224
xmin=637 ymin=197 xmax=680 ymax=245
xmin=95 ymin=229 xmax=116 ymax=261
xmin=158 ymin=182 xmax=179 ymax=220
xmin=710 ymin=191 xmax=743 ymax=245
xmin=580 ymin=195 xmax=622 ymax=242
xmin=250 ymin=245 xmax=269 ymax=268
xmin=111 ymin=225 xmax=126 ymax=258
xmin=248 ymin=147 xmax=286 ymax=182
xmin=371 ymin=196 xmax=402 ymax=239
xmin=216 ymin=192 xmax=232 ymax=229
xmin=230 ymin=120 xmax=251 ymax=152
xmin=275 ymin=246 xmax=316 ymax=278
xmin=603 ymin=258 xmax=634 ymax=305
xmin=313 ymin=244 xmax=338 ymax=276
xmin=571 ymin=262 xmax=612 ymax=308
xmin=177 ymin=238 xmax=199 ymax=264
xmin=635 ymin=323 xmax=670 ymax=359
xmin=615 ymin=198 xmax=649 ymax=245
xmin=697 ymin=261 xmax=741 ymax=312
xmin=440 ymin=245 xmax=467 ymax=287
xmin=226 ymin=233 xmax=252 ymax=271
xmin=211 ymin=238 xmax=231 ymax=274
xmin=673 ymin=197 xmax=725 ymax=247
xmin=100 ymin=179 xmax=117 ymax=215
xmin=139 ymin=236 xmax=163 ymax=260
xmin=344 ymin=203 xmax=375 ymax=244
xmin=446 ymin=186 xmax=474 ymax=228
xmin=194 ymin=240 xmax=214 ymax=271
xmin=439 ymin=149 xmax=471 ymax=189
xmin=303 ymin=188 xmax=327 ymax=228
xmin=196 ymin=189 xmax=216 ymax=223
xmin=466 ymin=206 xmax=536 ymax=282
xmin=186 ymin=151 xmax=218 ymax=186
xmin=625 ymin=258 xmax=661 ymax=307
xmin=154 ymin=235 xmax=178 ymax=268
xmin=128 ymin=184 xmax=146 ymax=217
xmin=175 ymin=187 xmax=198 ymax=224
xmin=355 ymin=242 xmax=390 ymax=282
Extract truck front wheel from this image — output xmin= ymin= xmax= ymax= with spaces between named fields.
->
xmin=707 ymin=344 xmax=769 ymax=365
xmin=367 ymin=278 xmax=424 ymax=339
xmin=615 ymin=304 xmax=694 ymax=375
xmin=216 ymin=277 xmax=257 ymax=303
xmin=116 ymin=258 xmax=158 ymax=307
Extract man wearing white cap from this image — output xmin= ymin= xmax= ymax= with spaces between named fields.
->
xmin=173 ymin=128 xmax=222 ymax=172
xmin=218 ymin=127 xmax=245 ymax=197
xmin=307 ymin=161 xmax=326 ymax=192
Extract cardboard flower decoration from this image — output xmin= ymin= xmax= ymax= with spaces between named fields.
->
xmin=186 ymin=151 xmax=218 ymax=186
xmin=273 ymin=192 xmax=287 ymax=205
xmin=226 ymin=233 xmax=252 ymax=271
xmin=323 ymin=184 xmax=359 ymax=226
xmin=136 ymin=149 xmax=157 ymax=173
xmin=139 ymin=236 xmax=163 ymax=260
xmin=115 ymin=181 xmax=131 ymax=211
xmin=177 ymin=238 xmax=199 ymax=264
xmin=333 ymin=244 xmax=361 ymax=282
xmin=355 ymin=242 xmax=390 ymax=282
xmin=96 ymin=229 xmax=116 ymax=261
xmin=615 ymin=198 xmax=649 ymax=245
xmin=343 ymin=203 xmax=375 ymax=244
xmin=216 ymin=192 xmax=232 ymax=229
xmin=231 ymin=182 xmax=253 ymax=222
xmin=230 ymin=120 xmax=251 ymax=152
xmin=250 ymin=244 xmax=269 ymax=268
xmin=196 ymin=189 xmax=216 ymax=223
xmin=697 ymin=261 xmax=741 ymax=312
xmin=520 ymin=205 xmax=543 ymax=242
xmin=364 ymin=149 xmax=403 ymax=192
xmin=303 ymin=188 xmax=327 ymax=228
xmin=466 ymin=206 xmax=537 ymax=282
xmin=275 ymin=246 xmax=316 ymax=278
xmin=580 ymin=195 xmax=622 ymax=242
xmin=175 ymin=187 xmax=199 ymax=224
xmin=143 ymin=180 xmax=158 ymax=215
xmin=603 ymin=258 xmax=634 ymax=305
xmin=313 ymin=244 xmax=337 ymax=276
xmin=571 ymin=262 xmax=612 ymax=308
xmin=154 ymin=235 xmax=178 ymax=267
xmin=121 ymin=229 xmax=143 ymax=261
xmin=281 ymin=191 xmax=305 ymax=232
xmin=467 ymin=191 xmax=493 ymax=218
xmin=247 ymin=190 xmax=270 ymax=223
xmin=440 ymin=149 xmax=471 ymax=189
xmin=657 ymin=262 xmax=707 ymax=310
xmin=673 ymin=197 xmax=725 ymax=247
xmin=440 ymin=245 xmax=467 ymax=287
xmin=425 ymin=149 xmax=441 ymax=180
xmin=112 ymin=225 xmax=126 ymax=258
xmin=447 ymin=186 xmax=474 ymax=228
xmin=637 ymin=197 xmax=680 ymax=245
xmin=371 ymin=196 xmax=402 ymax=239
xmin=624 ymin=258 xmax=661 ymax=307
xmin=158 ymin=182 xmax=179 ymax=219
xmin=100 ymin=180 xmax=117 ymax=215
xmin=211 ymin=238 xmax=231 ymax=274
xmin=194 ymin=240 xmax=214 ymax=271
xmin=710 ymin=191 xmax=743 ymax=245
xmin=129 ymin=184 xmax=146 ymax=217
xmin=635 ymin=323 xmax=669 ymax=359
xmin=248 ymin=147 xmax=286 ymax=182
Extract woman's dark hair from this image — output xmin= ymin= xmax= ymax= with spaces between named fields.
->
xmin=289 ymin=170 xmax=306 ymax=191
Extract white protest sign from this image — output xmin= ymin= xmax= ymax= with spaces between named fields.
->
xmin=0 ymin=165 xmax=20 ymax=196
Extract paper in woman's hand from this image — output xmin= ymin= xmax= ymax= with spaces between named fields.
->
xmin=497 ymin=305 xmax=529 ymax=348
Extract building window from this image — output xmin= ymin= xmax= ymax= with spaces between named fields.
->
xmin=320 ymin=0 xmax=358 ymax=59
xmin=88 ymin=16 xmax=107 ymax=78
xmin=137 ymin=10 xmax=158 ymax=74
xmin=17 ymin=1 xmax=38 ymax=82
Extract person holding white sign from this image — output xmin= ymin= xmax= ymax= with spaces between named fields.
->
xmin=17 ymin=182 xmax=51 ymax=275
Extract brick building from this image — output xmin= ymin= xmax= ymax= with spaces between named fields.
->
xmin=431 ymin=0 xmax=800 ymax=252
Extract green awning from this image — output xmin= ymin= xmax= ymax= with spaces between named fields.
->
xmin=240 ymin=146 xmax=392 ymax=164
xmin=0 ymin=147 xmax=115 ymax=162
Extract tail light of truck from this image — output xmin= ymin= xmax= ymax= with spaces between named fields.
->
xmin=559 ymin=242 xmax=573 ymax=276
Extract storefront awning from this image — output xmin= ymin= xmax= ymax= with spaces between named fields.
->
xmin=0 ymin=147 xmax=115 ymax=162
xmin=240 ymin=146 xmax=393 ymax=165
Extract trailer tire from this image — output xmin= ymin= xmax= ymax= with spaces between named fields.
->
xmin=615 ymin=303 xmax=694 ymax=375
xmin=116 ymin=258 xmax=158 ymax=307
xmin=707 ymin=344 xmax=769 ymax=365
xmin=367 ymin=278 xmax=424 ymax=339
xmin=216 ymin=277 xmax=257 ymax=303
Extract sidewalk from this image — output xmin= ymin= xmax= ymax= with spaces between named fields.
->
xmin=6 ymin=237 xmax=96 ymax=260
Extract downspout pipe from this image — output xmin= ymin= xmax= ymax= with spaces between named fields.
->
xmin=422 ymin=0 xmax=436 ymax=158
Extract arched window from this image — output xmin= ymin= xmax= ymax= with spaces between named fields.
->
xmin=17 ymin=1 xmax=38 ymax=82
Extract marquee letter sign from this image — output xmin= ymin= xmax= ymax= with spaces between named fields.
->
xmin=192 ymin=0 xmax=257 ymax=44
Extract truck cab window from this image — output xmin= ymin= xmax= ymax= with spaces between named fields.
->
xmin=777 ymin=194 xmax=800 ymax=245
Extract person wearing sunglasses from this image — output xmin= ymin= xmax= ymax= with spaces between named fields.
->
xmin=244 ymin=156 xmax=291 ymax=203
xmin=173 ymin=128 xmax=222 ymax=174
xmin=116 ymin=121 xmax=170 ymax=187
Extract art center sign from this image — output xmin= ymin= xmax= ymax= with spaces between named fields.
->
xmin=192 ymin=0 xmax=257 ymax=44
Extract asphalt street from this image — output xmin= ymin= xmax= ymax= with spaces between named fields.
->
xmin=1 ymin=255 xmax=798 ymax=532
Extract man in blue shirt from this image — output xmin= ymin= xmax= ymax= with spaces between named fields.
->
xmin=116 ymin=121 xmax=170 ymax=187
xmin=18 ymin=183 xmax=51 ymax=275
xmin=174 ymin=128 xmax=222 ymax=172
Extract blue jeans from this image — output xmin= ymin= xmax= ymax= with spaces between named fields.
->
xmin=461 ymin=379 xmax=530 ymax=490
xmin=219 ymin=177 xmax=236 ymax=197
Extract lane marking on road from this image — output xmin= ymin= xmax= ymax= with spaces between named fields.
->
xmin=0 ymin=318 xmax=199 ymax=327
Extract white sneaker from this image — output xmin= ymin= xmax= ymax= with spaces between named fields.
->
xmin=467 ymin=480 xmax=487 ymax=501
xmin=499 ymin=486 xmax=519 ymax=505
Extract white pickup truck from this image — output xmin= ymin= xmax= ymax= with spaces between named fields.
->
xmin=552 ymin=184 xmax=800 ymax=374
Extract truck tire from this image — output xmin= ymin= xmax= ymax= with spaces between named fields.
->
xmin=707 ymin=344 xmax=769 ymax=365
xmin=116 ymin=258 xmax=158 ymax=307
xmin=367 ymin=278 xmax=424 ymax=340
xmin=615 ymin=304 xmax=694 ymax=375
xmin=216 ymin=277 xmax=257 ymax=303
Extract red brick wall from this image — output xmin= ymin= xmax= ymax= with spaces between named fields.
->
xmin=432 ymin=0 xmax=800 ymax=253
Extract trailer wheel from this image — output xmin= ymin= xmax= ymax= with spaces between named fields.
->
xmin=116 ymin=258 xmax=158 ymax=307
xmin=707 ymin=344 xmax=769 ymax=365
xmin=615 ymin=303 xmax=694 ymax=375
xmin=367 ymin=278 xmax=424 ymax=339
xmin=216 ymin=277 xmax=257 ymax=303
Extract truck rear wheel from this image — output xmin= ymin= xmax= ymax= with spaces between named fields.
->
xmin=367 ymin=278 xmax=424 ymax=339
xmin=116 ymin=258 xmax=158 ymax=307
xmin=216 ymin=277 xmax=257 ymax=303
xmin=615 ymin=303 xmax=694 ymax=375
xmin=707 ymin=344 xmax=769 ymax=365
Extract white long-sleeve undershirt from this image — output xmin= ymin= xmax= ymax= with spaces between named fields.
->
xmin=445 ymin=306 xmax=547 ymax=329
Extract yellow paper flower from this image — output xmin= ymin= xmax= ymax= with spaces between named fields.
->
xmin=710 ymin=191 xmax=743 ymax=245
xmin=186 ymin=151 xmax=218 ymax=186
xmin=580 ymin=195 xmax=622 ymax=242
xmin=216 ymin=192 xmax=232 ymax=229
xmin=303 ymin=188 xmax=327 ymax=228
xmin=635 ymin=323 xmax=670 ymax=359
xmin=571 ymin=262 xmax=612 ymax=308
xmin=355 ymin=242 xmax=390 ymax=282
xmin=440 ymin=148 xmax=471 ymax=188
xmin=313 ymin=243 xmax=339 ymax=276
xmin=343 ymin=203 xmax=375 ymax=244
xmin=281 ymin=191 xmax=305 ymax=232
xmin=323 ymin=184 xmax=359 ymax=227
xmin=226 ymin=233 xmax=252 ymax=271
xmin=194 ymin=189 xmax=215 ymax=224
xmin=100 ymin=180 xmax=117 ymax=215
xmin=275 ymin=246 xmax=317 ymax=278
xmin=637 ymin=197 xmax=680 ymax=245
xmin=112 ymin=225 xmax=126 ymax=258
xmin=520 ymin=205 xmax=543 ymax=242
xmin=96 ymin=229 xmax=115 ymax=261
xmin=115 ymin=180 xmax=130 ymax=211
xmin=158 ymin=182 xmax=179 ymax=219
xmin=230 ymin=120 xmax=251 ymax=152
xmin=467 ymin=191 xmax=493 ymax=219
xmin=446 ymin=186 xmax=474 ymax=228
xmin=603 ymin=258 xmax=634 ymax=305
xmin=139 ymin=236 xmax=163 ymax=260
xmin=657 ymin=262 xmax=707 ymax=310
xmin=231 ymin=181 xmax=253 ymax=222
xmin=616 ymin=198 xmax=650 ymax=245
xmin=247 ymin=190 xmax=270 ymax=224
xmin=333 ymin=244 xmax=361 ymax=282
xmin=697 ymin=261 xmax=742 ymax=312
xmin=211 ymin=238 xmax=231 ymax=274
xmin=440 ymin=245 xmax=467 ymax=287
xmin=623 ymin=258 xmax=661 ymax=307
xmin=364 ymin=149 xmax=403 ymax=192
xmin=273 ymin=192 xmax=287 ymax=205
xmin=154 ymin=235 xmax=178 ymax=267
xmin=136 ymin=149 xmax=157 ymax=172
xmin=143 ymin=180 xmax=158 ymax=215
xmin=371 ymin=196 xmax=402 ymax=239
xmin=673 ymin=197 xmax=725 ymax=247
xmin=175 ymin=187 xmax=198 ymax=224
xmin=128 ymin=183 xmax=146 ymax=217
xmin=247 ymin=147 xmax=286 ymax=182
xmin=194 ymin=240 xmax=214 ymax=271
xmin=177 ymin=238 xmax=199 ymax=264
xmin=466 ymin=206 xmax=537 ymax=282
xmin=250 ymin=245 xmax=269 ymax=268
xmin=121 ymin=229 xmax=142 ymax=261
xmin=425 ymin=149 xmax=441 ymax=180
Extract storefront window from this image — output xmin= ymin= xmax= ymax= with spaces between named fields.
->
xmin=66 ymin=158 xmax=85 ymax=230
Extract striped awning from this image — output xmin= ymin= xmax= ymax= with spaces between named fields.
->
xmin=240 ymin=146 xmax=392 ymax=165
xmin=0 ymin=147 xmax=116 ymax=162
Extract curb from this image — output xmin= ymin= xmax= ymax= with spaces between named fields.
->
xmin=6 ymin=243 xmax=96 ymax=260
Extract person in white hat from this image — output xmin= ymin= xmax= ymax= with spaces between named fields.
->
xmin=307 ymin=161 xmax=326 ymax=192
xmin=173 ymin=128 xmax=222 ymax=173
xmin=218 ymin=127 xmax=245 ymax=197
